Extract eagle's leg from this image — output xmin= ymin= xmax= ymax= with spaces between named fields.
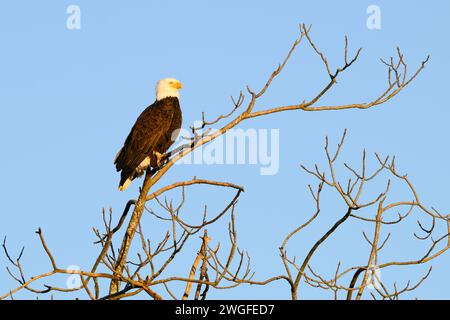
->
xmin=154 ymin=151 xmax=165 ymax=167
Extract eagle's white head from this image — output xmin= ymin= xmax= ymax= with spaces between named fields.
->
xmin=156 ymin=78 xmax=183 ymax=101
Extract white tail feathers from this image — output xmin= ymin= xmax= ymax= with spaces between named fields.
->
xmin=118 ymin=178 xmax=132 ymax=191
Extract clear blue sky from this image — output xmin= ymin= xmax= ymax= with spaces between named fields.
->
xmin=1 ymin=1 xmax=449 ymax=299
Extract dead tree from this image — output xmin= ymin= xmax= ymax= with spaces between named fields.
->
xmin=269 ymin=130 xmax=449 ymax=300
xmin=1 ymin=24 xmax=437 ymax=300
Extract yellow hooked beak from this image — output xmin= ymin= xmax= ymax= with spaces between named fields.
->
xmin=171 ymin=82 xmax=183 ymax=89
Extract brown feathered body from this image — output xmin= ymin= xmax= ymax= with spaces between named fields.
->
xmin=114 ymin=96 xmax=182 ymax=190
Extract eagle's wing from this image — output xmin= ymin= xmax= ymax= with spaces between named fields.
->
xmin=114 ymin=103 xmax=174 ymax=172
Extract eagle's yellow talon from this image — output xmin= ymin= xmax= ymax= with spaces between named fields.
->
xmin=154 ymin=151 xmax=164 ymax=167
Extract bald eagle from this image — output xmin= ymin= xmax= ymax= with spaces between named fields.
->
xmin=114 ymin=78 xmax=183 ymax=191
